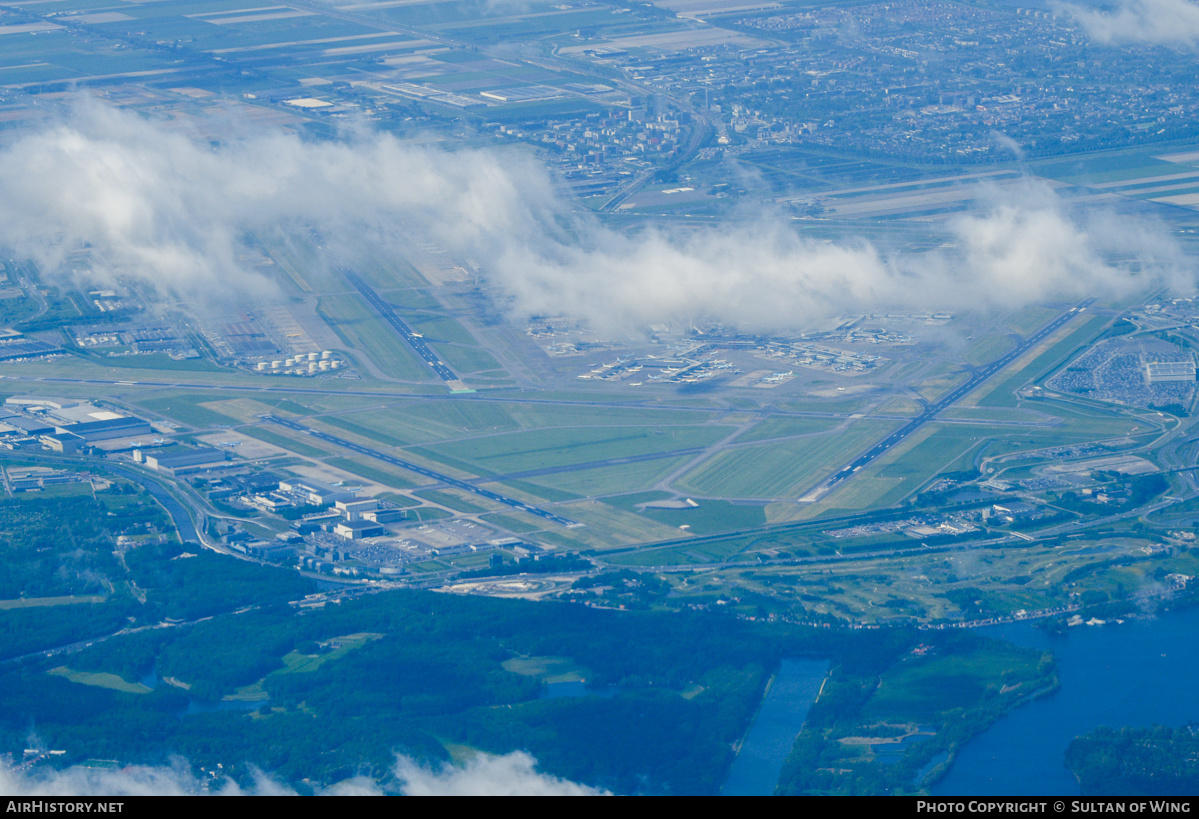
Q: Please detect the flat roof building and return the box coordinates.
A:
[278,479,356,506]
[58,416,151,442]
[1,417,55,435]
[41,432,83,453]
[1145,361,1196,384]
[140,447,228,476]
[336,498,378,521]
[334,520,386,540]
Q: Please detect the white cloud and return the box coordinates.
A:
[493,178,1187,334]
[393,752,609,796]
[0,753,604,796]
[1054,0,1199,45]
[0,99,1188,335]
[0,98,556,308]
[0,758,235,796]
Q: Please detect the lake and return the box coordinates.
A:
[934,605,1199,795]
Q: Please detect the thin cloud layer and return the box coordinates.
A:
[0,758,234,796]
[0,753,604,796]
[0,99,558,307]
[1054,0,1199,45]
[496,180,1188,334]
[0,100,1187,334]
[393,751,609,795]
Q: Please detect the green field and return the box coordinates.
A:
[734,416,843,444]
[240,427,335,458]
[526,455,693,498]
[971,314,1110,408]
[0,595,105,610]
[442,345,506,375]
[676,421,898,499]
[602,536,754,567]
[423,424,731,475]
[964,333,1016,366]
[316,294,433,381]
[323,456,420,490]
[603,496,767,535]
[863,643,1047,721]
[825,423,991,509]
[413,488,492,514]
[315,415,411,448]
[49,667,152,695]
[329,402,521,444]
[501,655,588,683]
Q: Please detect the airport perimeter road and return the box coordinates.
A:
[342,269,459,382]
[810,299,1097,500]
[261,414,582,527]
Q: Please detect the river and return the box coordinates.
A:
[934,605,1199,795]
[721,658,829,796]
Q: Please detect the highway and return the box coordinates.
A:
[342,268,459,382]
[813,299,1096,499]
[261,414,582,527]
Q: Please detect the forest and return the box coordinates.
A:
[1066,725,1199,796]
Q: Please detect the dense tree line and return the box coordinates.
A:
[1066,725,1199,796]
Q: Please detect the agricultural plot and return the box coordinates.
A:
[1030,150,1181,186]
[437,11,631,45]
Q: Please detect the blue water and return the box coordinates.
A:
[539,680,619,699]
[181,698,263,717]
[934,606,1199,795]
[873,729,934,765]
[721,658,829,796]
